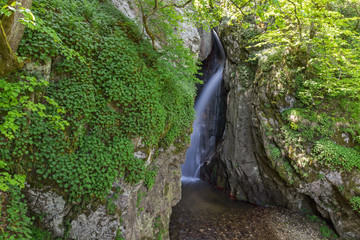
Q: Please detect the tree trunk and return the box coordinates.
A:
[0,0,33,76]
[2,0,33,52]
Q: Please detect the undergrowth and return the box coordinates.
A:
[0,0,199,237]
[0,0,198,200]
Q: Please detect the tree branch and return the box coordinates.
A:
[142,0,193,49]
[228,0,251,16]
[0,0,33,76]
[286,0,302,42]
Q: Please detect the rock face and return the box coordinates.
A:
[21,2,213,239]
[202,23,360,239]
[23,54,190,239]
[26,145,186,240]
[111,0,212,61]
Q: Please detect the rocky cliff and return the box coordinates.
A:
[203,23,360,239]
[1,1,212,239]
[112,0,212,61]
[26,142,186,240]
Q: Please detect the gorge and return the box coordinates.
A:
[1,0,360,240]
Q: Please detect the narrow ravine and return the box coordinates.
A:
[170,31,332,240]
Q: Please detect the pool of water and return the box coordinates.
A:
[170,180,278,240]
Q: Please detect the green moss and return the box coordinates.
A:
[283,161,294,185]
[154,216,165,240]
[282,108,336,142]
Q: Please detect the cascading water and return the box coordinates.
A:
[181,30,226,181]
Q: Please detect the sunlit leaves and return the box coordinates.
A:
[1,0,200,202]
[0,75,68,139]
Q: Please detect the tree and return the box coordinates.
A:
[135,0,195,49]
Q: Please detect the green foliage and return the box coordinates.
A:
[115,229,125,240]
[0,186,33,240]
[106,197,117,215]
[0,73,68,138]
[307,215,321,223]
[30,226,54,240]
[282,108,336,142]
[137,191,146,209]
[313,139,360,172]
[283,161,294,185]
[269,145,281,160]
[0,160,32,240]
[154,216,165,240]
[307,215,338,238]
[320,223,338,239]
[350,196,360,213]
[208,0,360,132]
[252,0,360,103]
[144,169,157,190]
[1,0,198,209]
[0,161,25,192]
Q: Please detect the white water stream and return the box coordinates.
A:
[181,31,226,182]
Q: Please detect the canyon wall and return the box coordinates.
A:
[203,23,360,239]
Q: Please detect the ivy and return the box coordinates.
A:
[0,74,68,139]
[312,139,360,172]
[1,0,199,204]
[0,161,32,240]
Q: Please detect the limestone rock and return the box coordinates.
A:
[202,23,360,239]
[26,144,187,239]
[111,0,212,60]
[26,188,69,236]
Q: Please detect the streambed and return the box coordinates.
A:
[170,180,328,240]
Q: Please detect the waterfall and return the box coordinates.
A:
[181,30,226,182]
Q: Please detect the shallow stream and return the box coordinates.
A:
[169,180,278,240]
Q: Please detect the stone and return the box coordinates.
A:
[26,144,187,240]
[202,21,360,239]
[112,0,212,60]
[26,187,69,236]
[23,60,52,81]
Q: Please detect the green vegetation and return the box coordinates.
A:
[283,161,294,185]
[320,224,338,239]
[282,109,336,142]
[1,0,198,201]
[30,226,55,240]
[1,0,360,238]
[350,196,360,213]
[1,0,199,238]
[0,161,32,239]
[154,216,165,240]
[307,215,339,239]
[313,139,360,172]
[269,145,281,160]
